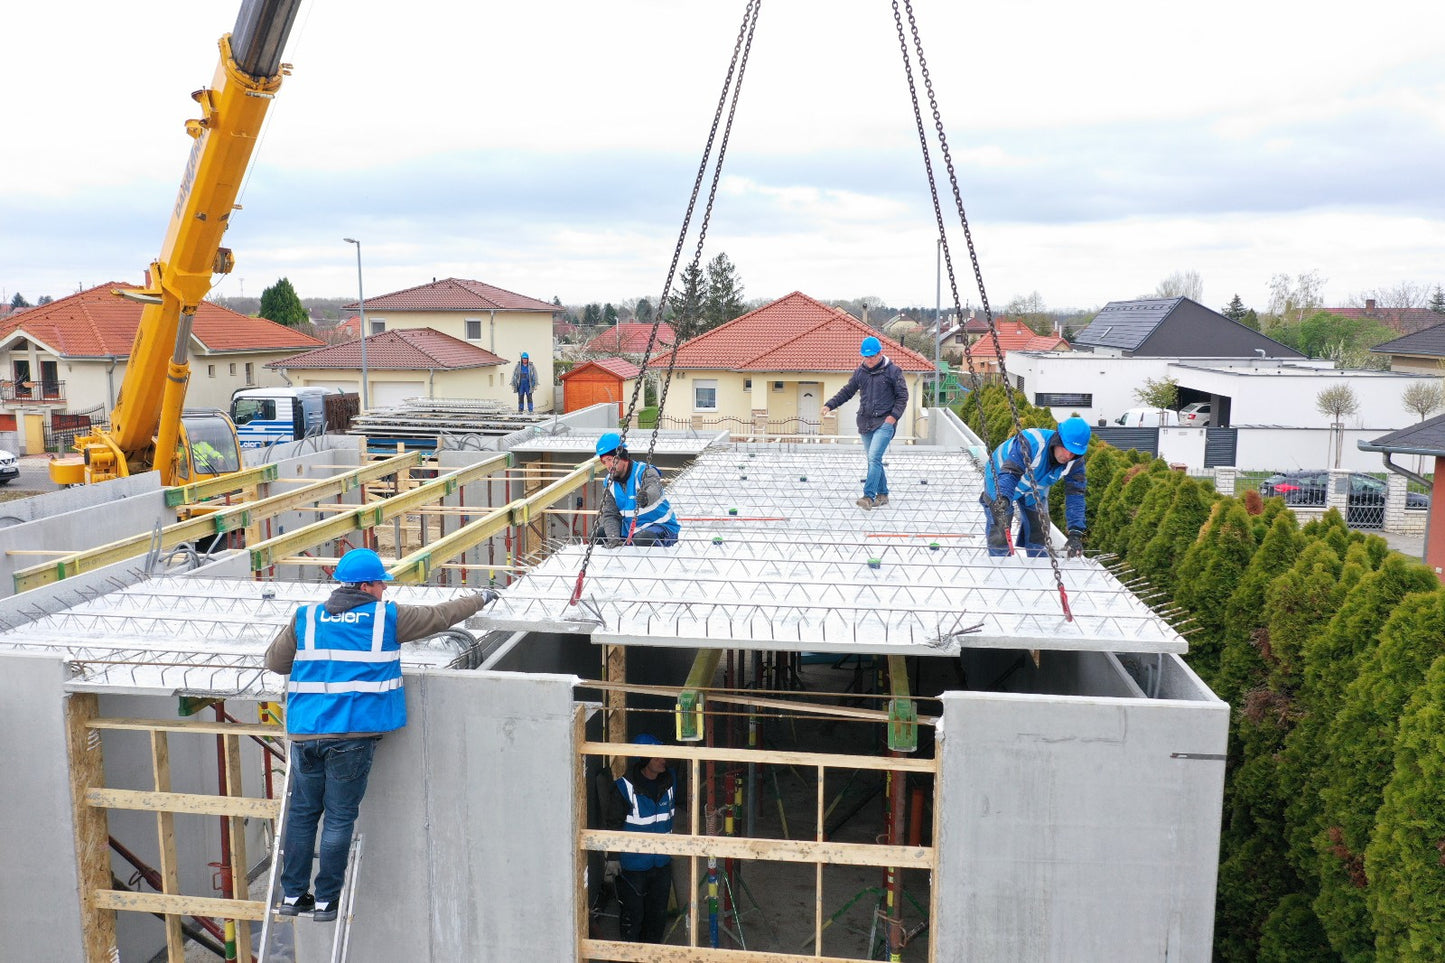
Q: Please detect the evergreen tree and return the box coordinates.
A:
[635,297,654,323]
[582,303,602,326]
[1429,285,1445,315]
[702,252,745,330]
[36,295,53,306]
[603,303,619,326]
[1179,501,1259,686]
[1364,652,1445,959]
[1223,294,1248,321]
[1216,513,1302,706]
[1123,469,1184,562]
[1240,309,1261,331]
[1083,444,1130,532]
[257,277,308,327]
[1135,476,1216,594]
[668,263,707,337]
[1257,892,1337,963]
[10,292,29,309]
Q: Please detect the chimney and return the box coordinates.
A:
[1366,298,1376,312]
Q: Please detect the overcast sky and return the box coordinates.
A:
[3,0,1443,315]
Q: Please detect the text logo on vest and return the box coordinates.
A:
[318,611,369,624]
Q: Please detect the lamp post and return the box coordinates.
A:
[935,236,943,404]
[343,238,369,411]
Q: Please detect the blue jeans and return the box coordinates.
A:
[281,737,378,903]
[859,422,896,499]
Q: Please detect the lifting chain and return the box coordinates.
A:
[891,0,1073,620]
[571,0,762,605]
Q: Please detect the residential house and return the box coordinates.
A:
[1370,321,1445,374]
[1073,297,1302,359]
[0,283,322,433]
[1326,299,1444,336]
[652,291,933,438]
[559,357,641,417]
[957,317,1070,374]
[582,322,677,358]
[1360,413,1445,578]
[266,329,508,408]
[345,278,558,410]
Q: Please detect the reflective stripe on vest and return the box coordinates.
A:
[606,461,678,536]
[986,428,1081,504]
[286,600,406,736]
[616,772,675,871]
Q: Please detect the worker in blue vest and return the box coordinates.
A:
[511,351,537,413]
[264,548,499,921]
[981,417,1091,558]
[593,432,680,547]
[603,734,682,943]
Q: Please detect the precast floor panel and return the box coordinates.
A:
[471,443,1188,656]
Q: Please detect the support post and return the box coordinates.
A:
[67,693,118,962]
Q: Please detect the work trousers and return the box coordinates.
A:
[281,736,378,903]
[517,390,533,412]
[859,421,896,499]
[982,497,1052,558]
[618,863,672,943]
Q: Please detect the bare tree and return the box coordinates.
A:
[1401,380,1445,422]
[1268,270,1328,323]
[1004,291,1051,335]
[1153,270,1203,301]
[1355,282,1430,311]
[1316,383,1360,467]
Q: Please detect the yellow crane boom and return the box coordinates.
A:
[52,0,302,487]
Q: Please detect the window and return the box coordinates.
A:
[370,318,386,335]
[744,379,752,391]
[232,398,276,425]
[694,379,718,411]
[207,364,216,378]
[772,381,784,392]
[1035,392,1093,407]
[465,319,482,340]
[244,362,254,384]
[229,363,237,376]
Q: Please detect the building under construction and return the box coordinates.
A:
[0,404,1226,962]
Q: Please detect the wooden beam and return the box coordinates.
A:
[88,717,281,738]
[577,740,937,774]
[150,731,185,961]
[223,734,254,963]
[92,889,268,922]
[86,788,281,819]
[578,938,872,962]
[67,694,118,963]
[164,463,280,507]
[579,829,933,870]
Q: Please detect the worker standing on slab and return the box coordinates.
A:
[820,335,908,510]
[593,432,680,547]
[981,417,1091,558]
[512,351,537,413]
[602,734,683,943]
[264,548,499,921]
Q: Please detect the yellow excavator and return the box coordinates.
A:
[51,0,303,487]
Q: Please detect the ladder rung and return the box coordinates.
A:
[87,787,282,819]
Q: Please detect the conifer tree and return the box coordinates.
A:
[1135,476,1216,593]
[1180,501,1258,686]
[258,277,308,327]
[702,252,745,331]
[1123,470,1184,562]
[1215,513,1302,705]
[1257,892,1337,963]
[1091,461,1166,556]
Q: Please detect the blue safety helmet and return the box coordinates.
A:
[634,733,660,746]
[1056,416,1091,455]
[521,352,529,359]
[596,432,624,458]
[333,547,394,584]
[860,336,882,357]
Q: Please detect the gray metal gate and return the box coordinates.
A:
[1092,427,1159,456]
[1203,428,1237,468]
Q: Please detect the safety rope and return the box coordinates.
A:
[891,0,1073,620]
[571,0,762,605]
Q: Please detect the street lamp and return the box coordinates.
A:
[343,238,369,411]
[935,236,943,404]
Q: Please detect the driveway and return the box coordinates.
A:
[0,454,63,498]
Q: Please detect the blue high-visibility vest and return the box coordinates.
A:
[606,461,680,541]
[616,771,676,871]
[286,601,405,736]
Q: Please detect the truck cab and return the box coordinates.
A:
[230,387,331,450]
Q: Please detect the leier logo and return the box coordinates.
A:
[318,611,370,624]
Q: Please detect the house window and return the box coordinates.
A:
[465,319,482,340]
[208,364,216,378]
[694,379,718,411]
[229,363,237,376]
[744,379,752,391]
[244,363,255,385]
[370,318,386,335]
[772,381,784,392]
[1035,392,1093,407]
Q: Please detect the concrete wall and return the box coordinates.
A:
[297,670,580,962]
[933,683,1228,962]
[0,470,159,529]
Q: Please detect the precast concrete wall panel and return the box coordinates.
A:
[935,690,1227,961]
[297,671,579,962]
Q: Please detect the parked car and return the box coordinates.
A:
[0,448,18,486]
[1259,471,1429,523]
[1114,407,1181,428]
[1179,402,1211,426]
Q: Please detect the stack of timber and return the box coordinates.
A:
[349,398,553,451]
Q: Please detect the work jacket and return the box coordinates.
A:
[603,460,679,543]
[511,361,536,393]
[286,599,405,736]
[983,427,1087,532]
[614,765,677,871]
[824,356,909,434]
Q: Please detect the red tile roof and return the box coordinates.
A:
[583,323,677,354]
[656,292,934,372]
[962,318,1059,361]
[561,357,641,380]
[266,327,506,370]
[348,278,557,313]
[1324,306,1443,335]
[0,283,323,357]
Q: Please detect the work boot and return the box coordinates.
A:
[856,496,875,510]
[873,494,889,507]
[313,899,338,923]
[278,893,314,917]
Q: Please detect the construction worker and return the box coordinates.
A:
[264,548,499,921]
[512,351,537,413]
[593,432,680,547]
[981,417,1091,559]
[602,734,682,943]
[820,335,908,510]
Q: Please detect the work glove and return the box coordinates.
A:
[988,494,1012,525]
[1065,529,1085,558]
[604,859,621,884]
[478,588,500,606]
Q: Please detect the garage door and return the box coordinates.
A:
[566,381,620,415]
[372,381,425,408]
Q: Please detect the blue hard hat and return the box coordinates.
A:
[860,336,882,357]
[1056,416,1091,455]
[521,352,529,359]
[333,548,394,584]
[634,733,661,746]
[596,432,624,457]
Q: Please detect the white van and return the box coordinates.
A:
[1114,407,1181,428]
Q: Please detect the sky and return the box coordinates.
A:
[3,0,1444,315]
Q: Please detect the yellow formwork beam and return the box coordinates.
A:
[248,453,510,573]
[163,463,280,508]
[11,452,420,594]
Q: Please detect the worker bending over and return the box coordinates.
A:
[265,548,499,921]
[601,734,685,943]
[981,417,1091,558]
[593,432,680,547]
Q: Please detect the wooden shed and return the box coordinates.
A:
[559,357,641,416]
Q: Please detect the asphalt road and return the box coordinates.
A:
[2,455,63,495]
